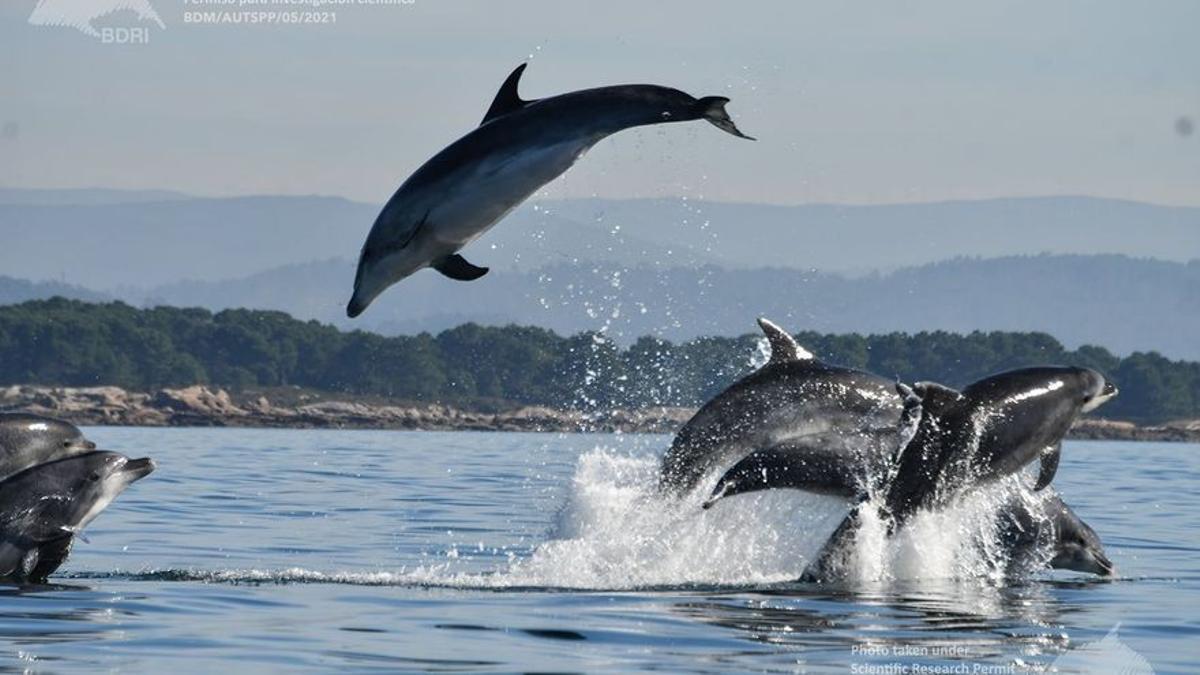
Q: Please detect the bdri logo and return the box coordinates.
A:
[1051,624,1155,674]
[28,0,165,43]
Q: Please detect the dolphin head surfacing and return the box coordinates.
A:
[1050,514,1114,576]
[0,451,155,582]
[999,491,1114,577]
[0,413,96,482]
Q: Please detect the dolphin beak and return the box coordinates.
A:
[1095,552,1115,576]
[122,457,156,481]
[1082,381,1119,413]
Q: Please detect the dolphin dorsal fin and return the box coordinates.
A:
[481,63,531,125]
[757,317,813,363]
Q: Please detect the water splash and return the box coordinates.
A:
[67,449,1073,592]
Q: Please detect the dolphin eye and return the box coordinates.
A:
[88,472,101,482]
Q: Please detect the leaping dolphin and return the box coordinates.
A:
[0,451,155,582]
[882,366,1116,523]
[658,318,906,495]
[347,64,754,317]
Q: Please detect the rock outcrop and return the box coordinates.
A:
[0,384,1194,440]
[0,385,693,433]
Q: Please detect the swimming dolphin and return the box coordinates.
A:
[883,366,1116,523]
[347,64,754,317]
[0,413,96,482]
[659,318,904,494]
[0,451,155,583]
[1000,491,1114,577]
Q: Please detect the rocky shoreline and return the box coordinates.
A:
[2,384,1197,441]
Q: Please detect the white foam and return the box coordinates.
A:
[495,448,853,588]
[841,477,1042,585]
[109,449,1060,591]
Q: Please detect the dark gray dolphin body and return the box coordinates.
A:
[702,384,924,507]
[703,363,1117,580]
[0,451,155,583]
[711,365,1116,526]
[883,367,1116,524]
[348,64,754,317]
[659,318,904,494]
[0,413,96,482]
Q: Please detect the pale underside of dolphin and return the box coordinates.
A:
[347,64,754,317]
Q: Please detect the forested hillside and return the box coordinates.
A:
[1,298,1195,423]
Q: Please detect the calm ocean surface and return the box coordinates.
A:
[0,429,1195,673]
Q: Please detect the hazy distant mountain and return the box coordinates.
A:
[0,187,192,206]
[1,190,1196,289]
[0,276,108,305]
[124,254,1200,360]
[0,194,717,289]
[529,196,1200,273]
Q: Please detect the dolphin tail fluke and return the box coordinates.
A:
[433,254,490,281]
[694,96,755,140]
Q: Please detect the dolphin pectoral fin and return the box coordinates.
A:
[481,63,532,125]
[0,542,26,579]
[694,96,756,140]
[1034,443,1061,491]
[433,254,489,281]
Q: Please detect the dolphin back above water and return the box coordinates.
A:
[347,64,754,317]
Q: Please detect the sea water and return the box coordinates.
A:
[0,429,1195,672]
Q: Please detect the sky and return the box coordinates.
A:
[2,0,1198,206]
